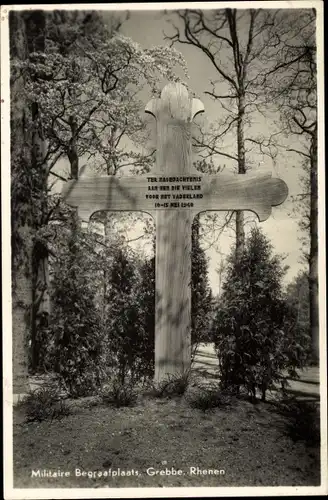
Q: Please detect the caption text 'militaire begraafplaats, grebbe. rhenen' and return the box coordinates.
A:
[30,466,226,479]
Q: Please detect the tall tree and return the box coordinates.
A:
[166,8,282,260]
[27,12,50,372]
[10,10,47,391]
[10,11,105,374]
[261,9,318,362]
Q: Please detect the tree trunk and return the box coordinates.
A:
[191,214,200,361]
[10,11,33,395]
[12,228,33,395]
[235,90,246,261]
[68,117,79,180]
[67,112,81,256]
[28,12,49,372]
[235,211,245,261]
[67,60,80,180]
[31,242,50,372]
[309,133,319,363]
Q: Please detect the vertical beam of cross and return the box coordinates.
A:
[146,84,204,382]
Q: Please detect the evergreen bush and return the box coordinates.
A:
[211,228,309,401]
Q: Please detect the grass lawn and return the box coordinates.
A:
[13,391,320,488]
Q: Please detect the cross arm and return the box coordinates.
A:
[195,171,288,221]
[61,175,155,221]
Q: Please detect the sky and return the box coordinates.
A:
[51,6,316,293]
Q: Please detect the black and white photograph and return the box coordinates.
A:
[1,2,326,497]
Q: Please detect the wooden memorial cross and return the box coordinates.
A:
[62,83,288,383]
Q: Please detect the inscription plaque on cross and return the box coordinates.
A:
[62,82,288,383]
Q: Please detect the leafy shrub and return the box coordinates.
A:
[187,384,234,412]
[58,367,102,399]
[211,228,309,402]
[151,371,190,398]
[101,380,138,408]
[21,386,70,422]
[274,396,320,445]
[49,224,105,397]
[103,248,155,386]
